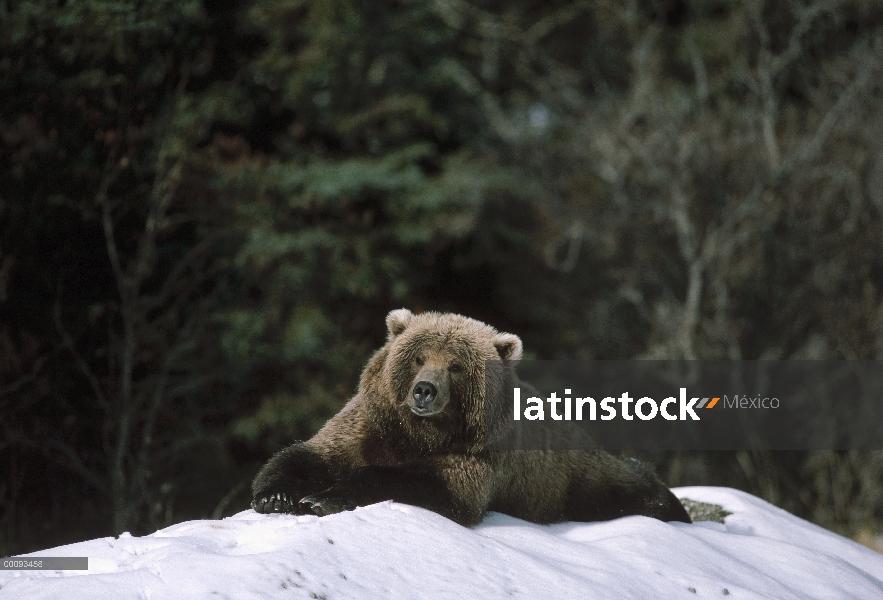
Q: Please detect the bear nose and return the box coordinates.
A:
[412,381,437,408]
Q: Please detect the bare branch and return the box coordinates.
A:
[779,59,879,175]
[211,478,250,520]
[0,352,53,401]
[95,151,126,303]
[143,233,221,313]
[545,222,585,272]
[669,187,702,360]
[44,438,109,495]
[769,3,832,77]
[132,338,196,493]
[53,287,110,412]
[757,58,781,171]
[687,40,708,105]
[153,433,224,463]
[3,429,107,495]
[438,58,520,140]
[525,0,594,45]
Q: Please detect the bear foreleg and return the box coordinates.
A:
[300,457,492,527]
[251,443,335,514]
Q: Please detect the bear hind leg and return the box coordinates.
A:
[564,456,691,523]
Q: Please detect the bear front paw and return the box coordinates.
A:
[299,490,357,517]
[251,492,299,514]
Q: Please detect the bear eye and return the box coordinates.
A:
[415,356,424,366]
[449,363,463,374]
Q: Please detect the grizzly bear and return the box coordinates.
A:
[251,309,690,526]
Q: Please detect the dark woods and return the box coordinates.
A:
[2,0,883,555]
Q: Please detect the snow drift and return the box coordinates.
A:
[2,487,882,600]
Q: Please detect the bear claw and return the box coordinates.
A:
[252,492,298,514]
[299,493,355,517]
[298,496,322,515]
[300,495,339,517]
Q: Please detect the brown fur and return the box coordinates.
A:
[252,309,690,526]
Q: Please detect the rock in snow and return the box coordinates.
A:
[2,487,882,599]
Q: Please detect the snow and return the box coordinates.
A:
[2,487,882,600]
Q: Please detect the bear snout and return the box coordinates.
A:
[412,381,437,408]
[408,369,450,416]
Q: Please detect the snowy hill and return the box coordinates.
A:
[2,487,882,600]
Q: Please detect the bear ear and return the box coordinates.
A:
[386,308,414,338]
[493,332,523,361]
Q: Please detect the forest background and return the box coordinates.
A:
[2,0,883,556]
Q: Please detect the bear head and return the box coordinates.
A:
[360,309,522,455]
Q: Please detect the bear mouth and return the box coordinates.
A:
[410,405,442,417]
